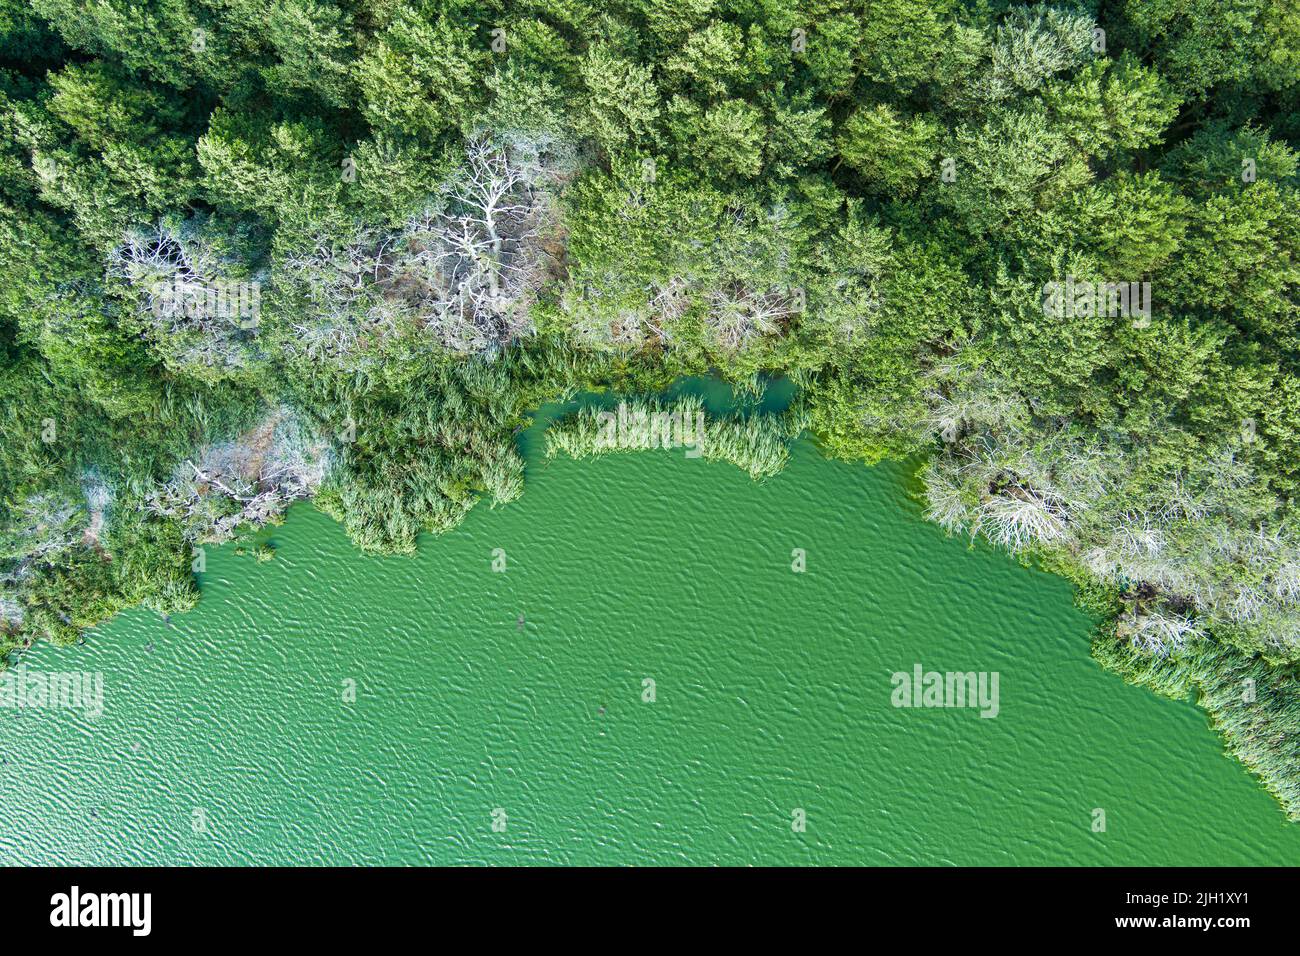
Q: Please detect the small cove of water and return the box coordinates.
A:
[2,400,1297,864]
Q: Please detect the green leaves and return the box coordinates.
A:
[982,5,1095,99]
[1165,182,1300,338]
[30,0,261,91]
[263,0,356,108]
[1043,55,1180,157]
[856,0,963,95]
[197,109,344,231]
[799,14,861,99]
[663,20,747,98]
[20,61,199,248]
[1066,172,1190,276]
[354,10,487,141]
[941,104,1091,235]
[837,105,940,196]
[1163,122,1300,196]
[1111,0,1264,97]
[668,97,766,178]
[578,45,660,154]
[46,62,182,150]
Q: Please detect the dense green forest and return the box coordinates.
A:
[2,0,1299,817]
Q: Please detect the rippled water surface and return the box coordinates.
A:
[3,412,1299,864]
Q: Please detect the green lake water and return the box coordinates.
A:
[3,400,1300,865]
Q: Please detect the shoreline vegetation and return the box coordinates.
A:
[544,394,807,479]
[2,2,1300,820]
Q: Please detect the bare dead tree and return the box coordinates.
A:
[282,227,399,362]
[108,222,261,371]
[704,285,798,352]
[146,411,330,543]
[282,137,553,363]
[398,137,546,353]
